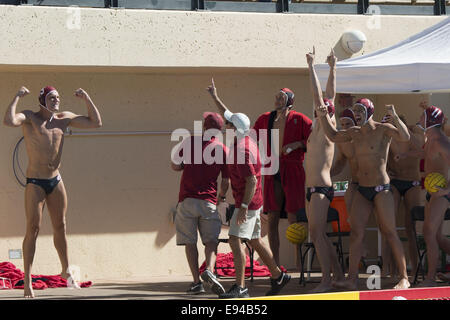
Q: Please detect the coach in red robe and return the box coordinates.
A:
[253,88,312,266]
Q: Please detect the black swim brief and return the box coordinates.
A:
[306,186,334,203]
[26,175,62,195]
[391,179,421,197]
[358,184,392,202]
[425,192,450,203]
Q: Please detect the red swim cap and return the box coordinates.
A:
[280,88,295,108]
[39,86,57,107]
[339,108,356,125]
[314,98,335,118]
[354,98,374,123]
[203,112,224,130]
[323,98,335,117]
[423,105,444,130]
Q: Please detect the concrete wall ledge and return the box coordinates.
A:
[0,5,445,69]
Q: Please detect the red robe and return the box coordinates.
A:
[0,261,92,290]
[253,110,312,213]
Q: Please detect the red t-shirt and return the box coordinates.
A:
[177,136,229,205]
[227,136,263,210]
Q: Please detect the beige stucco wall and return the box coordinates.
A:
[0,5,446,68]
[0,5,448,280]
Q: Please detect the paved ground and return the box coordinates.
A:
[1,271,447,300]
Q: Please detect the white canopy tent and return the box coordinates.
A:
[316,16,450,94]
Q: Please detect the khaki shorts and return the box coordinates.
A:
[175,198,221,245]
[229,207,262,240]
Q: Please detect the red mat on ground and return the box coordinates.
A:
[199,252,286,277]
[0,262,92,290]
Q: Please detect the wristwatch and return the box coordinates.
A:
[219,195,226,201]
[241,203,249,209]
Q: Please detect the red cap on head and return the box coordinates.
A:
[340,108,356,125]
[203,112,224,130]
[39,86,57,107]
[424,105,444,130]
[280,88,295,108]
[314,98,335,118]
[354,98,374,123]
[323,98,335,117]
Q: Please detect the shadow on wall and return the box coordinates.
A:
[0,134,179,249]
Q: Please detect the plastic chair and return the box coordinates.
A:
[296,207,349,286]
[411,206,450,284]
[215,204,255,282]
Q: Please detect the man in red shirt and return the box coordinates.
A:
[171,112,230,295]
[206,79,291,298]
[253,88,312,266]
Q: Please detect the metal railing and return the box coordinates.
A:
[0,0,447,15]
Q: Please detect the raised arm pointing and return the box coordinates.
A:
[206,78,231,118]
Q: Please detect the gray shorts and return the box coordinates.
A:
[175,198,221,245]
[228,207,262,240]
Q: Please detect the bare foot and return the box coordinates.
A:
[24,283,35,299]
[61,272,81,289]
[437,272,450,283]
[332,279,358,291]
[393,278,410,290]
[416,278,438,288]
[309,282,333,294]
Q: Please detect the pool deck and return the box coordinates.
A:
[1,272,448,300]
